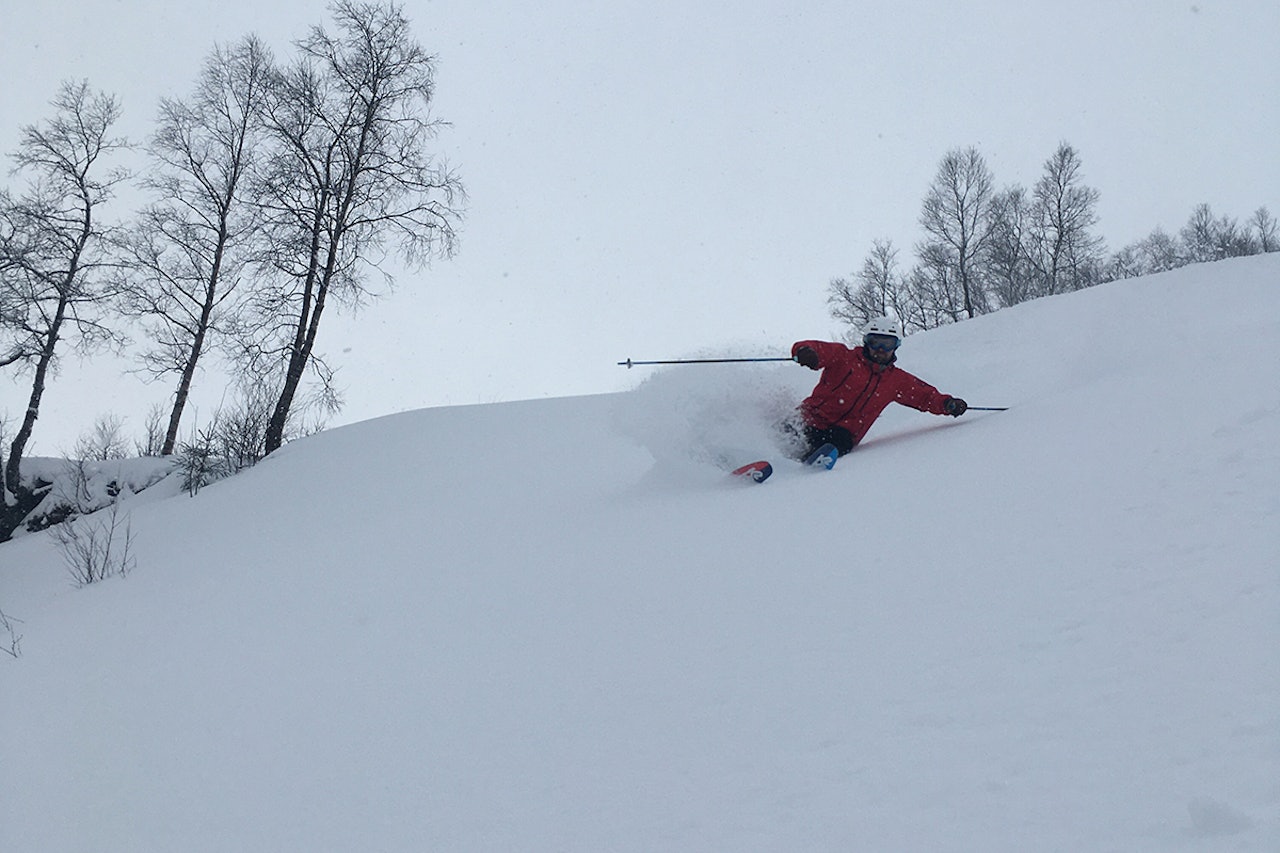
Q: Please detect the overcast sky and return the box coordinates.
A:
[3,0,1278,453]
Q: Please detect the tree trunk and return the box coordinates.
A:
[162,233,226,455]
[163,324,207,456]
[4,300,65,500]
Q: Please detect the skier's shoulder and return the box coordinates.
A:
[884,359,917,381]
[797,338,857,364]
[875,356,924,385]
[888,361,941,393]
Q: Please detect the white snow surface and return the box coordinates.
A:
[2,256,1278,852]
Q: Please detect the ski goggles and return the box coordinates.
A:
[864,334,900,352]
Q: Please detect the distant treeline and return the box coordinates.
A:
[830,142,1277,335]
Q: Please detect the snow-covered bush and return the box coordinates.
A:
[51,499,135,586]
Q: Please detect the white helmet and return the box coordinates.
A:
[862,315,903,341]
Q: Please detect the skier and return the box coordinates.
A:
[788,316,968,462]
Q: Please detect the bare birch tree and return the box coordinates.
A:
[0,81,129,538]
[1249,206,1277,253]
[828,240,907,336]
[984,186,1035,307]
[1181,204,1255,262]
[1028,143,1105,295]
[919,147,994,319]
[119,36,275,455]
[242,0,464,455]
[1249,206,1280,252]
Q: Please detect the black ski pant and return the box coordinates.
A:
[781,419,856,459]
[802,424,856,458]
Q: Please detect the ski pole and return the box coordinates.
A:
[617,356,795,369]
[967,406,1009,411]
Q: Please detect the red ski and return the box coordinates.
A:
[730,460,773,484]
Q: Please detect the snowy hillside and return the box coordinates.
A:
[2,256,1278,852]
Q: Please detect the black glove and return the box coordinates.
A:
[943,397,968,417]
[794,346,820,370]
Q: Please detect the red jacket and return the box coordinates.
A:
[791,339,953,445]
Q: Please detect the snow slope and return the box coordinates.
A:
[2,256,1278,852]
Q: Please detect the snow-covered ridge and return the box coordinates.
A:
[2,256,1278,851]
